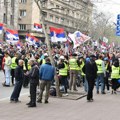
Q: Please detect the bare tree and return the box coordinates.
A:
[34,0,61,97]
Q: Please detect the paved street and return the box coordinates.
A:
[0,71,28,99]
[0,78,120,120]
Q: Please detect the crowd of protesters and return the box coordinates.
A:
[0,42,120,107]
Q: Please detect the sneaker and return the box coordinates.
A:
[44,100,49,104]
[63,93,69,97]
[2,83,10,87]
[28,104,36,107]
[37,99,42,103]
[26,102,31,105]
[101,92,106,94]
[97,91,99,94]
[10,99,15,103]
[73,89,78,91]
[65,93,69,96]
[14,100,21,103]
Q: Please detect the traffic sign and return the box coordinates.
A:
[117,14,120,20]
[116,14,120,36]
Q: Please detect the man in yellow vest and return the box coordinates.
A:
[58,55,68,95]
[69,53,80,91]
[95,55,106,94]
[39,53,48,65]
[23,53,31,87]
[10,53,18,85]
[111,58,120,94]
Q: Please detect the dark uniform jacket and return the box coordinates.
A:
[28,64,39,84]
[15,65,24,81]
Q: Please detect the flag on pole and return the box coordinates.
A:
[0,23,3,34]
[16,41,23,48]
[26,34,39,45]
[50,27,67,42]
[6,29,19,44]
[68,31,90,49]
[34,23,42,32]
[103,37,108,43]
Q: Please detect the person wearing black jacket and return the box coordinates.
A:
[104,58,111,91]
[10,60,24,102]
[26,59,39,107]
[83,55,98,102]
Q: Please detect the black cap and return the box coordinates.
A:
[90,55,96,58]
[72,53,77,56]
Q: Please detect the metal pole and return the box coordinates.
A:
[35,0,61,97]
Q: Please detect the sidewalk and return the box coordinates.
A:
[0,91,120,120]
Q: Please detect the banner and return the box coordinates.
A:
[68,31,91,49]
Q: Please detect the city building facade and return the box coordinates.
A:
[18,0,93,40]
[0,0,18,29]
[0,0,19,40]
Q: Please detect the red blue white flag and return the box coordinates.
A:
[50,27,67,42]
[26,33,39,45]
[6,29,19,43]
[16,41,23,48]
[34,23,42,32]
[0,23,3,34]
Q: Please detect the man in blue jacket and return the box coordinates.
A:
[37,57,55,103]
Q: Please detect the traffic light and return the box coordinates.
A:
[116,14,120,36]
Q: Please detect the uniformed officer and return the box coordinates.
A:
[10,53,18,85]
[58,55,68,95]
[111,58,120,94]
[69,53,80,91]
[95,55,106,94]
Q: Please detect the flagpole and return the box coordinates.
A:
[35,0,61,97]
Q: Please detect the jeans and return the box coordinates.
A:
[10,80,23,101]
[5,69,11,85]
[96,73,105,93]
[83,76,88,92]
[59,76,68,93]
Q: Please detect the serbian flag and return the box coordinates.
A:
[0,23,3,34]
[34,23,42,32]
[50,27,67,42]
[16,41,23,48]
[26,34,39,45]
[6,29,19,44]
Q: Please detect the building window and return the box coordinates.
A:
[66,9,69,14]
[20,10,26,17]
[11,0,14,7]
[67,20,69,26]
[4,0,6,6]
[10,15,14,25]
[56,5,60,12]
[20,0,27,4]
[50,15,53,21]
[55,17,59,23]
[60,18,64,23]
[3,13,6,24]
[19,24,26,30]
[50,2,54,7]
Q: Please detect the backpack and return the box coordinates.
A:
[49,87,56,96]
